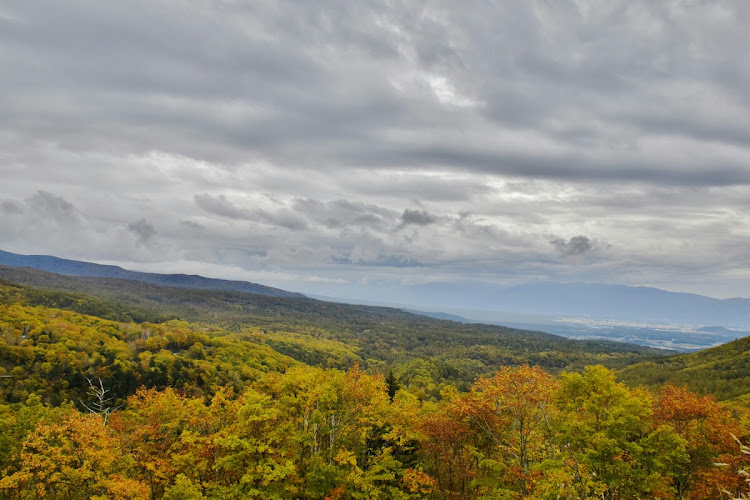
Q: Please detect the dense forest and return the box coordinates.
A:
[0,267,666,389]
[1,272,749,499]
[618,336,750,403]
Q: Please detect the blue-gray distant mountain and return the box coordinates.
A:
[403,282,750,328]
[0,249,304,298]
[494,282,750,326]
[4,249,750,328]
[338,281,750,328]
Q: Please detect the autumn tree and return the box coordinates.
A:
[544,366,657,499]
[1,410,147,499]
[465,364,558,497]
[653,384,748,499]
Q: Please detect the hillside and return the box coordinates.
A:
[0,282,746,499]
[0,266,666,392]
[618,335,750,402]
[0,249,304,298]
[0,272,748,499]
[7,250,750,329]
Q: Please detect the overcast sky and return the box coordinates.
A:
[2,0,750,300]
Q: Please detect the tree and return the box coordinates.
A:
[549,366,656,500]
[0,411,147,499]
[81,377,122,425]
[386,370,401,402]
[654,384,746,499]
[467,364,558,497]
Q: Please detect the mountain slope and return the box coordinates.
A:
[618,335,750,402]
[0,249,304,298]
[6,249,750,327]
[0,265,667,388]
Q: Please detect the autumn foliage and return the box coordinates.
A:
[1,284,749,499]
[0,364,746,499]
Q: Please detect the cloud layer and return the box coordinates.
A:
[2,1,750,299]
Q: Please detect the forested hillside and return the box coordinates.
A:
[0,276,749,498]
[618,336,750,403]
[0,267,664,391]
[0,251,304,298]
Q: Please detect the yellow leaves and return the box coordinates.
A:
[161,474,204,500]
[401,468,436,495]
[1,412,137,499]
[99,474,150,500]
[0,469,33,491]
[335,448,358,467]
[143,335,169,352]
[384,389,424,445]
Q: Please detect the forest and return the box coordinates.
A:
[0,275,749,499]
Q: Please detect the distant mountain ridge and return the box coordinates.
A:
[492,282,750,327]
[5,249,750,328]
[396,281,750,328]
[0,249,304,299]
[0,264,666,374]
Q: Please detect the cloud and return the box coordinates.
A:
[254,208,308,231]
[180,219,204,230]
[2,1,749,187]
[292,198,395,230]
[1,200,22,215]
[401,209,438,226]
[194,193,307,230]
[551,236,593,258]
[2,2,750,299]
[25,191,79,224]
[194,193,249,219]
[127,218,157,244]
[332,252,422,268]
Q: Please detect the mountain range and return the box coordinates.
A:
[3,248,750,403]
[3,248,750,329]
[0,249,303,299]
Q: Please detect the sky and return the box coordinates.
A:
[2,0,750,300]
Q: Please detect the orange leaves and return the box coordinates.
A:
[401,467,436,495]
[470,364,558,448]
[473,364,558,404]
[2,411,148,499]
[414,365,560,498]
[653,384,747,499]
[655,385,722,427]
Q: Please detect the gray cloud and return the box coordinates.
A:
[343,173,494,202]
[25,191,79,224]
[180,219,204,230]
[332,252,422,268]
[128,218,157,244]
[1,200,23,215]
[551,236,593,258]
[2,1,750,299]
[293,198,395,230]
[195,194,249,219]
[195,193,307,230]
[3,1,750,186]
[401,209,438,226]
[254,208,308,231]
